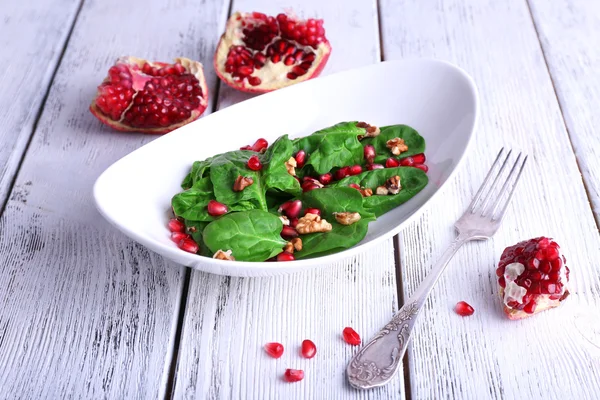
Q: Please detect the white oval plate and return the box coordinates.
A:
[94,59,478,277]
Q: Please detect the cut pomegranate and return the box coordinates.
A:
[240,138,269,152]
[295,150,307,168]
[454,301,475,316]
[301,339,317,359]
[497,237,570,320]
[413,164,428,173]
[179,238,199,254]
[207,200,228,216]
[264,342,284,358]
[90,57,208,133]
[304,208,320,216]
[334,167,350,181]
[363,145,376,164]
[279,200,302,218]
[281,225,299,238]
[367,163,384,170]
[385,158,400,168]
[319,173,332,185]
[342,327,361,345]
[171,231,189,243]
[277,251,295,261]
[349,165,363,176]
[247,155,263,171]
[284,369,304,383]
[214,11,331,93]
[168,218,185,233]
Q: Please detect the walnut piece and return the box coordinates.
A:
[356,121,381,138]
[284,238,303,253]
[285,157,297,176]
[386,138,409,156]
[296,213,332,234]
[213,249,235,261]
[279,215,290,226]
[333,212,361,226]
[376,185,389,195]
[233,175,254,192]
[359,187,373,197]
[386,175,401,195]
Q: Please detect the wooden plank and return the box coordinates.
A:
[379,0,600,398]
[173,1,407,398]
[0,0,229,397]
[0,0,81,207]
[528,0,600,224]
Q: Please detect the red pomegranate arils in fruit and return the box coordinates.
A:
[414,164,428,173]
[179,238,199,254]
[301,339,317,359]
[247,155,262,170]
[281,226,299,238]
[279,200,302,218]
[215,11,332,93]
[319,173,332,185]
[295,150,307,168]
[207,200,228,216]
[264,342,284,358]
[284,368,304,383]
[90,57,208,133]
[385,158,400,168]
[342,327,361,345]
[363,145,376,164]
[277,251,295,261]
[171,231,189,243]
[168,218,185,233]
[454,301,475,316]
[304,208,321,216]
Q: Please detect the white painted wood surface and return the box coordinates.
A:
[528,0,600,224]
[0,0,81,206]
[173,1,407,399]
[0,0,228,397]
[380,0,600,399]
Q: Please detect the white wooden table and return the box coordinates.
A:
[1,0,600,398]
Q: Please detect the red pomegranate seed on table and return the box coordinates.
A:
[342,327,361,345]
[178,238,199,254]
[413,164,429,172]
[304,208,321,216]
[349,165,363,176]
[277,251,295,261]
[281,225,299,238]
[385,158,400,168]
[363,145,376,164]
[168,218,185,232]
[301,339,317,359]
[279,200,302,218]
[171,231,189,243]
[295,150,306,168]
[284,368,304,383]
[454,301,475,316]
[264,342,284,358]
[207,200,228,216]
[319,173,332,185]
[367,163,384,170]
[247,155,262,170]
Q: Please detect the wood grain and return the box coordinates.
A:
[0,0,81,208]
[0,0,229,397]
[379,0,600,398]
[173,1,407,398]
[528,0,600,225]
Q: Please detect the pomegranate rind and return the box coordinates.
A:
[500,287,565,320]
[90,56,209,134]
[214,11,332,93]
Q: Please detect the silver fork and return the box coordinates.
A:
[347,148,527,390]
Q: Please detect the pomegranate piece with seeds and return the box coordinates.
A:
[90,56,208,133]
[342,327,361,345]
[454,301,475,316]
[497,237,570,320]
[301,339,317,359]
[214,11,332,93]
[264,342,284,358]
[284,368,304,383]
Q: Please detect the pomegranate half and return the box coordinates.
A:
[214,11,332,93]
[90,56,208,134]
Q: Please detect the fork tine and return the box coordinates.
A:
[482,152,523,217]
[474,149,513,214]
[468,148,506,212]
[491,155,528,221]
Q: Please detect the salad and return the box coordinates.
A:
[170,121,428,261]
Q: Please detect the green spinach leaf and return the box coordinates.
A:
[295,220,370,259]
[362,125,426,164]
[184,220,212,257]
[181,158,213,189]
[172,177,216,221]
[261,135,302,196]
[301,187,375,220]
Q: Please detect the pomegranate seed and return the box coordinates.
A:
[385,158,400,168]
[454,301,475,316]
[412,153,426,164]
[168,218,185,232]
[304,208,320,216]
[363,145,376,164]
[349,165,363,175]
[264,342,284,358]
[399,156,414,166]
[301,339,317,359]
[171,231,189,243]
[334,167,350,180]
[289,217,299,228]
[281,225,299,238]
[277,251,295,261]
[342,327,361,345]
[319,173,332,185]
[295,150,307,168]
[413,164,429,172]
[178,238,199,254]
[348,183,361,190]
[367,163,384,170]
[252,138,268,152]
[207,200,228,216]
[302,182,321,192]
[247,155,262,171]
[279,200,302,218]
[284,369,304,383]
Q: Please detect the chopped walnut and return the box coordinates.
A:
[376,185,389,195]
[386,138,409,156]
[386,175,401,195]
[233,175,254,192]
[356,121,381,138]
[285,157,297,176]
[186,225,197,233]
[284,237,303,253]
[296,213,332,234]
[279,215,290,226]
[359,187,373,197]
[333,212,361,226]
[213,249,235,261]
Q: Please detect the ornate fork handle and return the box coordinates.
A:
[347,233,471,389]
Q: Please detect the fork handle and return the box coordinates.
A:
[347,233,470,389]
